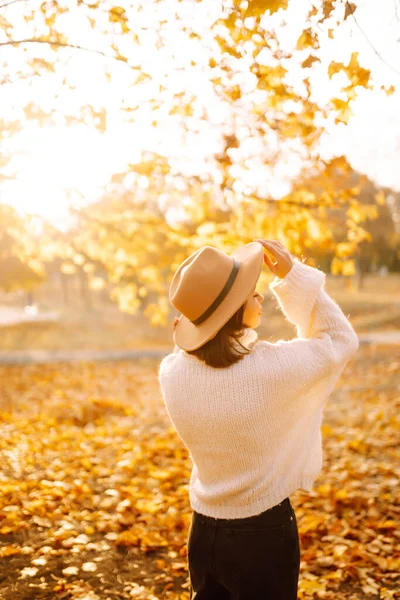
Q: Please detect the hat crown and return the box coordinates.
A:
[169,246,239,323]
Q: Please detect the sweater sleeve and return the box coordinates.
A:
[266,257,359,392]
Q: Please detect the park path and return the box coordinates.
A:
[0,305,60,325]
[0,331,397,364]
[0,303,398,364]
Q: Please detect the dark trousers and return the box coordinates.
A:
[187,497,300,599]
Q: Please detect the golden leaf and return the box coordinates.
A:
[333,544,349,557]
[116,529,140,546]
[328,53,370,88]
[109,6,129,33]
[382,85,395,96]
[296,28,314,50]
[348,52,370,87]
[109,6,125,17]
[328,60,344,79]
[344,2,356,20]
[301,580,327,593]
[322,0,335,19]
[335,489,347,499]
[245,0,289,18]
[301,55,321,69]
[377,520,397,530]
[331,98,353,123]
[316,484,331,496]
[148,468,171,480]
[308,5,318,18]
[80,458,92,470]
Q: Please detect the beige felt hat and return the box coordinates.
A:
[169,241,264,351]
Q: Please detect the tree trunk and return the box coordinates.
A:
[78,267,93,311]
[60,271,69,306]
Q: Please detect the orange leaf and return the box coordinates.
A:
[344,2,356,20]
[302,55,321,69]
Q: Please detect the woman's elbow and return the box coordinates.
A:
[330,330,359,366]
[349,331,360,354]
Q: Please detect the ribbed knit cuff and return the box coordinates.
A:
[269,257,326,337]
[269,257,325,292]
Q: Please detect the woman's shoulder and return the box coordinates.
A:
[158,346,200,376]
[158,350,179,377]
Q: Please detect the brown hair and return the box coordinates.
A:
[185,301,252,368]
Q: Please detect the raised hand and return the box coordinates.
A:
[253,239,295,279]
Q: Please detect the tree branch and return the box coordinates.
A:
[345,0,400,78]
[68,207,159,242]
[0,0,27,9]
[0,38,140,70]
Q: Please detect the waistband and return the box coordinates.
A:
[193,497,291,526]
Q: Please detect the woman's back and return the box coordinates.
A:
[158,257,359,519]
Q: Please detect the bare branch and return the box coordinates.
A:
[0,38,140,70]
[345,0,400,78]
[0,0,27,10]
[394,0,400,22]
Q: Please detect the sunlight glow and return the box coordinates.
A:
[1,125,142,229]
[0,0,400,232]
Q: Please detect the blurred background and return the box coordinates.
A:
[0,3,400,599]
[0,0,399,356]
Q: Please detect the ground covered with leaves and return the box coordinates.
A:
[0,344,399,599]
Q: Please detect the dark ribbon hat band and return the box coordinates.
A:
[190,258,240,326]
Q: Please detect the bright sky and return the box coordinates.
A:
[0,0,399,229]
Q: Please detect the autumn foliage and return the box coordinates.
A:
[1,0,397,325]
[0,343,399,598]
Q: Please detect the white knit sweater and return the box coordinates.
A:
[158,257,359,519]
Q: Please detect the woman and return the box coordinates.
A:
[158,239,359,599]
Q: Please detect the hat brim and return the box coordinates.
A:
[173,241,264,352]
